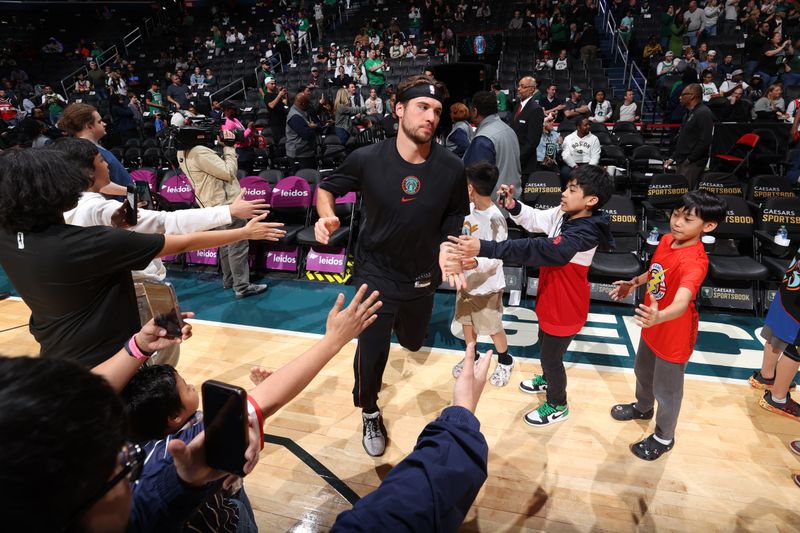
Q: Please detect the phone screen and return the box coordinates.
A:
[202,380,248,475]
[125,184,138,225]
[143,282,184,338]
[135,181,153,209]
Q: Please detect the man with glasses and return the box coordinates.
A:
[510,75,545,178]
[663,83,714,188]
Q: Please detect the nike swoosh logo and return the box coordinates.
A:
[551,411,565,419]
[401,197,417,202]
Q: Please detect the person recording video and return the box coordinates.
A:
[177,125,269,299]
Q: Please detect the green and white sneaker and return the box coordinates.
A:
[519,374,547,394]
[524,402,569,427]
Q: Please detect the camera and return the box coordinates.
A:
[169,117,245,150]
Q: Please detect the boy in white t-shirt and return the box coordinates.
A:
[452,162,513,386]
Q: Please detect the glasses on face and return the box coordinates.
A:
[518,84,534,89]
[67,442,144,524]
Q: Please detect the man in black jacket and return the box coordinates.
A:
[510,76,545,180]
[664,84,714,188]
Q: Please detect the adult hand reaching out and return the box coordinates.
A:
[439,242,466,290]
[229,190,270,219]
[134,312,194,353]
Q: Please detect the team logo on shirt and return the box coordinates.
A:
[462,221,478,235]
[647,263,669,300]
[401,176,421,196]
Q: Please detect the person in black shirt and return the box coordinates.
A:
[314,74,470,457]
[664,83,715,188]
[264,77,288,141]
[0,149,281,367]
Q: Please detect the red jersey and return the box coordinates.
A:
[641,234,707,363]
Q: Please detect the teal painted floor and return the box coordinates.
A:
[1,267,767,381]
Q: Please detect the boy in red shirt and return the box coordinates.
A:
[609,190,726,460]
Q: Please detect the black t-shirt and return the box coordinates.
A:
[265,91,288,139]
[757,43,785,76]
[320,139,469,297]
[0,225,165,366]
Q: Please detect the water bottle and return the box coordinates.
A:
[647,227,659,245]
[776,225,789,245]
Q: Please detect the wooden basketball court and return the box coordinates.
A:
[1,297,798,531]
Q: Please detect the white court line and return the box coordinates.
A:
[1,296,749,385]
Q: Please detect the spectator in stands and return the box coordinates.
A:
[757,32,792,87]
[347,81,365,108]
[554,49,570,71]
[656,53,677,85]
[643,35,663,61]
[700,50,718,72]
[536,115,562,171]
[753,83,789,121]
[110,94,137,143]
[749,73,766,100]
[189,66,205,89]
[619,10,635,44]
[204,67,217,89]
[660,5,677,49]
[475,1,491,19]
[463,91,522,198]
[333,87,367,145]
[0,89,18,127]
[389,37,404,59]
[782,37,800,87]
[614,89,641,122]
[664,83,714,187]
[578,22,600,65]
[286,90,318,170]
[719,69,749,95]
[107,71,127,97]
[365,88,383,117]
[446,102,473,158]
[222,103,256,170]
[717,53,738,79]
[492,83,509,121]
[588,90,612,123]
[682,47,701,74]
[365,49,387,97]
[704,0,722,36]
[40,85,67,125]
[510,76,545,176]
[721,0,740,35]
[551,13,569,51]
[145,81,166,115]
[560,117,600,182]
[166,74,190,111]
[744,22,770,78]
[74,72,91,95]
[60,103,133,189]
[700,70,719,102]
[564,86,590,120]
[725,85,752,122]
[683,1,706,48]
[540,84,566,118]
[508,9,524,30]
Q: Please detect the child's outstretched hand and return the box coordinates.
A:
[634,299,661,328]
[250,366,274,386]
[609,278,637,301]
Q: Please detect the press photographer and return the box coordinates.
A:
[177,122,277,299]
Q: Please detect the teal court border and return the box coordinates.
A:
[0,268,766,381]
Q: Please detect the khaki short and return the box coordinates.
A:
[455,291,504,336]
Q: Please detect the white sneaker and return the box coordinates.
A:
[490,356,515,387]
[361,410,386,457]
[452,353,485,379]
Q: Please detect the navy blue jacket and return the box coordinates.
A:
[97,144,134,188]
[332,406,488,532]
[479,202,614,267]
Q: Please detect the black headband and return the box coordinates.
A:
[397,84,444,104]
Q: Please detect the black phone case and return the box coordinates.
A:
[202,380,249,476]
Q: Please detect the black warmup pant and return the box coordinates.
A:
[539,330,576,407]
[352,278,435,411]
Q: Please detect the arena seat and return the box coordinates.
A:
[746,175,795,205]
[641,173,690,233]
[260,176,313,274]
[698,173,743,198]
[522,171,561,206]
[159,171,196,209]
[589,195,643,303]
[239,175,272,203]
[130,168,158,192]
[754,196,800,282]
[714,133,759,177]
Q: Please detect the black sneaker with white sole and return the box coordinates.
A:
[362,410,387,457]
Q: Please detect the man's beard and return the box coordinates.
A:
[400,118,433,145]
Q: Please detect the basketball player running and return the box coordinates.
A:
[314,74,470,456]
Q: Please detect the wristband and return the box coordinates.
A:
[247,395,265,450]
[125,335,155,361]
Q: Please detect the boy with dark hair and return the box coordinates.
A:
[450,164,614,427]
[609,190,727,460]
[452,162,513,386]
